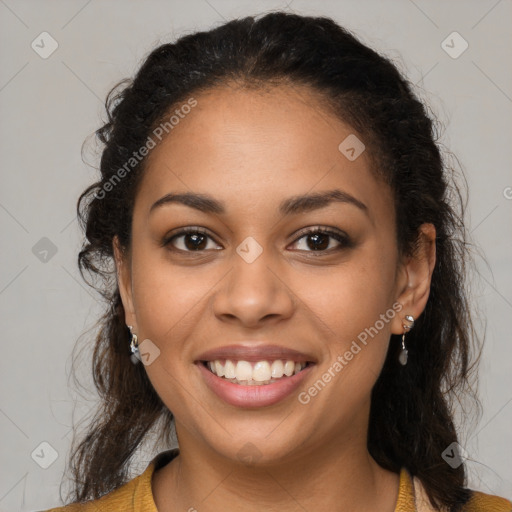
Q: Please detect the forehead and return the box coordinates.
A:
[135,84,393,222]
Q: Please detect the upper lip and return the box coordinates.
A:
[195,344,317,363]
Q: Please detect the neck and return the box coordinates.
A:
[153,429,400,512]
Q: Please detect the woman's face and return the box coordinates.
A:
[115,84,429,464]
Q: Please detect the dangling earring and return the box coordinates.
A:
[399,315,415,366]
[128,325,140,364]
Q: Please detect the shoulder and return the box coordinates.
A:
[40,449,179,512]
[40,471,150,512]
[412,472,511,512]
[462,489,512,511]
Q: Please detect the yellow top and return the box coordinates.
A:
[44,450,512,511]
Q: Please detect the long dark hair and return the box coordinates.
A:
[67,11,481,510]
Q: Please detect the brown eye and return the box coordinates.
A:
[163,228,221,252]
[290,228,352,253]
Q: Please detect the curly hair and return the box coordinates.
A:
[67,11,481,510]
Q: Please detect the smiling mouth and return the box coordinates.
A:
[201,359,312,386]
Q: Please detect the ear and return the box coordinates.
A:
[113,235,137,329]
[391,223,436,335]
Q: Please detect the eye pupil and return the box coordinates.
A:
[185,233,207,251]
[308,233,329,251]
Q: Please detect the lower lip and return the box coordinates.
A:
[197,362,314,408]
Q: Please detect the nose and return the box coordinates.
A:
[211,249,295,328]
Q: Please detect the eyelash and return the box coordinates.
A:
[162,226,353,254]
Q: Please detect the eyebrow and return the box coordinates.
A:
[149,189,368,216]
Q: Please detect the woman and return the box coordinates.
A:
[44,11,511,512]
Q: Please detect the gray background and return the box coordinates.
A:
[0,0,511,510]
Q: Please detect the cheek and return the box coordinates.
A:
[300,246,398,381]
[129,245,205,354]
[308,252,396,334]
[130,251,208,416]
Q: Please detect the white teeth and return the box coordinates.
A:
[253,361,271,382]
[214,360,225,377]
[235,361,253,381]
[283,360,295,377]
[271,360,284,378]
[206,359,307,384]
[224,359,236,379]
